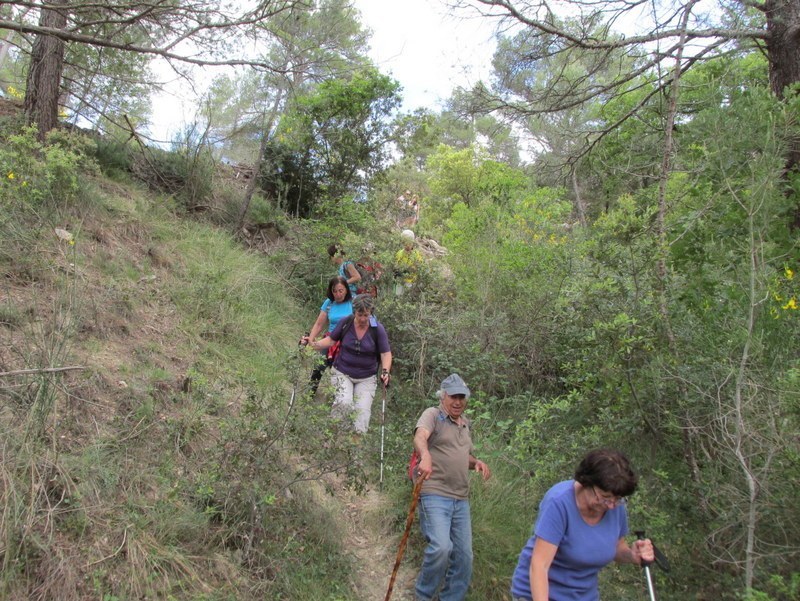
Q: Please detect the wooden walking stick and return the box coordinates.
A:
[384,476,424,601]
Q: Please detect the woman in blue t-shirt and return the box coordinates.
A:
[511,449,654,601]
[301,276,353,394]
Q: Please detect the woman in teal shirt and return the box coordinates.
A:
[301,276,353,394]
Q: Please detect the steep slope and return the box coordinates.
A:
[0,172,418,600]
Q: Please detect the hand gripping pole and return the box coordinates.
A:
[635,530,657,601]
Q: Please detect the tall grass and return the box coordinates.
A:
[0,125,364,599]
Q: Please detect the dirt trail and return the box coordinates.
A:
[328,484,418,601]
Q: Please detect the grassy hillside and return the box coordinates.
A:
[5,111,797,601]
[0,137,374,599]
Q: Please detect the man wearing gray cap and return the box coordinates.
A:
[412,373,491,601]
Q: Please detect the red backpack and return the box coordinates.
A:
[355,259,383,297]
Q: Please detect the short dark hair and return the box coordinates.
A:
[326,276,352,302]
[327,243,344,258]
[574,449,638,498]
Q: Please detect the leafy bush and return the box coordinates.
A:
[133,141,215,210]
[247,192,287,232]
[92,137,133,177]
[0,125,98,208]
[745,573,800,601]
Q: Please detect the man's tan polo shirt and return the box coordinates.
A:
[415,406,475,500]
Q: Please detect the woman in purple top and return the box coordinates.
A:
[511,449,654,601]
[310,294,391,433]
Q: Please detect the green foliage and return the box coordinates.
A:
[436,186,575,392]
[242,192,288,234]
[278,68,401,209]
[133,128,216,210]
[745,573,800,601]
[169,222,296,369]
[0,124,98,208]
[92,137,134,177]
[255,138,320,217]
[63,39,153,133]
[202,0,372,166]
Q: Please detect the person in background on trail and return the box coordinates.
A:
[354,242,383,298]
[393,229,423,296]
[328,243,361,295]
[412,373,491,601]
[300,276,353,395]
[510,448,655,601]
[308,293,391,434]
[398,190,420,228]
[355,256,382,298]
[395,189,410,227]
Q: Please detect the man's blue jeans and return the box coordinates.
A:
[415,494,473,601]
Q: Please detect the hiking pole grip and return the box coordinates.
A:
[634,530,653,567]
[635,530,657,601]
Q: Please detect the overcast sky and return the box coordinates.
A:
[352,0,498,111]
[146,1,498,142]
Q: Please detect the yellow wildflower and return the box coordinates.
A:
[7,172,14,180]
[786,267,794,280]
[782,297,797,311]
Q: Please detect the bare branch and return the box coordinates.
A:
[0,366,87,377]
[0,17,298,71]
[464,0,768,45]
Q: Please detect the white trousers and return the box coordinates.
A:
[330,367,378,433]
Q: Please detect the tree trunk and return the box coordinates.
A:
[765,0,800,100]
[24,0,68,140]
[571,168,587,226]
[765,0,800,226]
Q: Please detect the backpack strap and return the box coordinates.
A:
[339,314,355,336]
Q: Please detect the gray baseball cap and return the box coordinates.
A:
[441,373,470,398]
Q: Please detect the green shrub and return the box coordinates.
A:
[92,137,133,177]
[135,144,215,210]
[0,125,98,208]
